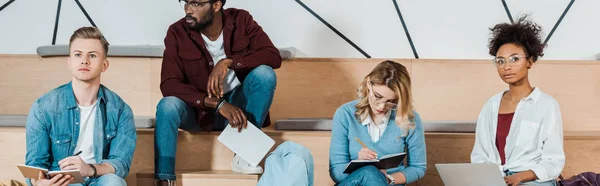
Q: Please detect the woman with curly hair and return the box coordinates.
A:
[329,60,426,186]
[471,16,565,186]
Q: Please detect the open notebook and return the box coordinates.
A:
[217,121,275,167]
[343,152,407,174]
[17,164,85,183]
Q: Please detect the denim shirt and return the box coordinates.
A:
[25,82,136,185]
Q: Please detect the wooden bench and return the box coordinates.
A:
[1,127,599,185]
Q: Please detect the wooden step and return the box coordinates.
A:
[2,55,600,131]
[137,169,259,186]
[129,128,334,186]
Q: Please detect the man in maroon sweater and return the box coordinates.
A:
[155,0,281,185]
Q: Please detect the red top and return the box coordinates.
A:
[496,112,514,165]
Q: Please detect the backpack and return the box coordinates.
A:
[257,141,315,186]
[559,172,600,186]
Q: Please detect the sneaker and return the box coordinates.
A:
[155,179,176,186]
[231,154,263,174]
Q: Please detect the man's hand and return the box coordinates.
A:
[208,58,233,99]
[35,171,73,186]
[218,103,247,132]
[58,156,93,177]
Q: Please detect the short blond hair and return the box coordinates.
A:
[69,27,110,56]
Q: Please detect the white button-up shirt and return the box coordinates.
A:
[361,111,392,143]
[471,88,565,182]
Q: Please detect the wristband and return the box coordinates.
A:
[89,164,98,178]
[216,99,227,112]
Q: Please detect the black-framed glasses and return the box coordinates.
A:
[493,54,528,68]
[180,0,213,10]
[368,81,398,110]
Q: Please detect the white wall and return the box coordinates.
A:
[0,0,598,60]
[0,0,183,55]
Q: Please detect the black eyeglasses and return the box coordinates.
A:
[180,0,213,10]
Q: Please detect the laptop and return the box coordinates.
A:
[435,163,506,186]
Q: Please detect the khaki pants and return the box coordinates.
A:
[0,180,26,186]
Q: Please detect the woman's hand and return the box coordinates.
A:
[358,148,378,160]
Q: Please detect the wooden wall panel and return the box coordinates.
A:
[528,62,600,131]
[1,55,599,131]
[0,55,159,117]
[411,60,504,123]
[271,58,411,121]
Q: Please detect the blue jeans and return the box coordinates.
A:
[68,174,126,186]
[336,166,389,186]
[505,171,558,186]
[154,65,277,180]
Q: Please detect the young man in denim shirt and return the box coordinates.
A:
[25,27,136,186]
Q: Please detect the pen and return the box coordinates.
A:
[355,137,378,158]
[73,151,82,156]
[355,137,367,148]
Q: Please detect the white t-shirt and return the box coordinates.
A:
[201,31,241,93]
[74,102,98,164]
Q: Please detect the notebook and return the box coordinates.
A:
[343,152,407,174]
[217,121,275,167]
[17,164,85,183]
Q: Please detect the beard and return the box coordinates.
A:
[186,10,214,31]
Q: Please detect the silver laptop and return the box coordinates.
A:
[436,163,505,186]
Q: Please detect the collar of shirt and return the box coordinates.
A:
[361,110,392,126]
[65,81,106,110]
[492,87,542,103]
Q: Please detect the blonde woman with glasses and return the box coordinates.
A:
[329,60,426,186]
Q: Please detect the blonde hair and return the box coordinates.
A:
[355,60,415,137]
[69,27,110,56]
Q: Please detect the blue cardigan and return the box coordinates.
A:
[329,100,427,185]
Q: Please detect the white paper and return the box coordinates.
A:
[217,121,275,167]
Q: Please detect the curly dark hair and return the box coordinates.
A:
[488,16,545,62]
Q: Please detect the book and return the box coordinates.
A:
[17,164,85,183]
[217,121,275,167]
[343,152,407,174]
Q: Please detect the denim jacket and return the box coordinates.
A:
[25,82,136,185]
